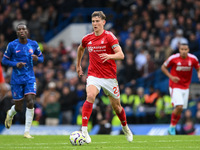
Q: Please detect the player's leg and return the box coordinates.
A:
[168,88,184,135]
[109,96,133,142]
[24,82,36,138]
[102,78,133,142]
[0,83,7,101]
[5,84,24,129]
[0,65,7,101]
[82,84,99,143]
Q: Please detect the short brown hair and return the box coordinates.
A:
[91,11,106,20]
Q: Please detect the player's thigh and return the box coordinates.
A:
[24,82,36,96]
[182,89,189,109]
[86,85,99,99]
[11,84,24,100]
[102,78,120,99]
[169,88,184,106]
[86,76,100,101]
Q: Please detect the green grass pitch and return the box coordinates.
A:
[0,135,200,150]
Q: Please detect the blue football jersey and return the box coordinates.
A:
[2,39,43,84]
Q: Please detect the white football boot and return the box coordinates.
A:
[5,110,13,129]
[24,132,34,139]
[122,125,133,142]
[82,130,91,144]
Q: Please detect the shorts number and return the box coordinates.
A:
[113,86,119,95]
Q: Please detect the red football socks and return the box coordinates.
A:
[116,108,127,126]
[82,100,93,127]
[170,112,181,126]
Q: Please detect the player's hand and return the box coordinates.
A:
[16,62,26,68]
[76,66,83,77]
[32,54,38,61]
[171,76,180,83]
[99,53,110,63]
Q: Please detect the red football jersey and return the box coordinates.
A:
[81,30,119,79]
[0,63,5,83]
[164,53,200,89]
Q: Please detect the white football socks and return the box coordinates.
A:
[8,105,17,118]
[81,126,88,132]
[25,108,34,133]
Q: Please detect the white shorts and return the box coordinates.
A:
[169,88,189,109]
[86,76,120,99]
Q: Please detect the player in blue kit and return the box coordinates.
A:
[2,23,43,138]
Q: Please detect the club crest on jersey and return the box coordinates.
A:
[188,61,191,66]
[29,49,33,54]
[101,38,104,44]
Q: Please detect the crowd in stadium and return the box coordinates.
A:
[1,0,200,134]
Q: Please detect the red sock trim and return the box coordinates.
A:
[116,108,127,126]
[82,101,93,126]
[170,112,181,126]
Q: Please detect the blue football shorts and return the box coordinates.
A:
[11,82,36,100]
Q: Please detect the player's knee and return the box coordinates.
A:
[15,105,23,112]
[86,93,96,103]
[27,100,34,109]
[26,95,35,109]
[176,105,183,112]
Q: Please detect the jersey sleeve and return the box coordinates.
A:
[164,55,174,68]
[3,43,12,59]
[193,56,200,70]
[81,36,87,48]
[2,43,18,67]
[107,31,119,50]
[33,41,43,63]
[33,41,42,56]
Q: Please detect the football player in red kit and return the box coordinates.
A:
[161,43,200,135]
[76,11,133,143]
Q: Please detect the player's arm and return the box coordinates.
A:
[2,55,18,67]
[32,43,44,63]
[2,44,25,68]
[111,45,125,60]
[76,44,85,77]
[161,63,180,83]
[32,54,43,63]
[195,65,200,81]
[99,45,124,63]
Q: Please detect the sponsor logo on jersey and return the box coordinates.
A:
[88,46,93,52]
[88,46,106,52]
[16,50,21,53]
[176,66,191,71]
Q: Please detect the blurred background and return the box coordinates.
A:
[0,0,200,135]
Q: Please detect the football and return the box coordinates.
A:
[69,131,86,146]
